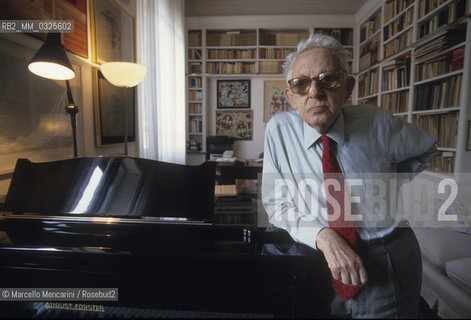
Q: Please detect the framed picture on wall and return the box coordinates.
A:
[93,69,135,146]
[216,110,253,140]
[264,80,292,122]
[56,0,88,58]
[217,79,250,108]
[92,0,135,64]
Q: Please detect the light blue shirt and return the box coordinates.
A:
[262,104,437,250]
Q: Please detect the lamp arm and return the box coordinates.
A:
[65,80,79,158]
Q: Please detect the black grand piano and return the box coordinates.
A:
[0,157,333,318]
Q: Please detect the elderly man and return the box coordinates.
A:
[262,33,437,318]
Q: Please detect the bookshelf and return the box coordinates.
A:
[355,0,471,177]
[187,30,207,163]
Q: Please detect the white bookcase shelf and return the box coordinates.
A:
[355,0,471,176]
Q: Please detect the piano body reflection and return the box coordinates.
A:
[0,157,332,318]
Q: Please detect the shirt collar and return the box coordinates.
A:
[303,110,345,149]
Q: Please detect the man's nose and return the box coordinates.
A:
[308,79,325,99]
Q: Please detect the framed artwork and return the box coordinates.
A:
[264,80,292,122]
[216,110,253,140]
[92,0,135,64]
[55,0,88,58]
[217,79,250,108]
[0,0,88,58]
[93,69,135,146]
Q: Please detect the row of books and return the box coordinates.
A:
[384,28,413,58]
[383,7,414,41]
[414,29,466,60]
[415,46,465,81]
[359,38,380,70]
[384,0,414,22]
[189,117,203,134]
[259,30,309,46]
[188,49,202,60]
[206,62,256,74]
[382,65,409,91]
[430,151,455,174]
[418,0,448,19]
[358,69,379,98]
[189,77,202,88]
[259,61,283,74]
[360,10,382,43]
[314,28,354,46]
[381,90,409,113]
[206,32,257,47]
[414,74,462,110]
[188,62,202,74]
[413,112,458,148]
[418,0,467,38]
[259,48,296,59]
[188,30,202,47]
[188,90,203,101]
[188,103,202,114]
[207,49,256,60]
[272,32,309,46]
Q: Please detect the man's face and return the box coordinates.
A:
[285,48,355,134]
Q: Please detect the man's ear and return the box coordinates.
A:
[285,87,297,109]
[345,76,355,100]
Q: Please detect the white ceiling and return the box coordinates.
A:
[185,0,369,17]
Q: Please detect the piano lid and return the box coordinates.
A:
[3,157,216,220]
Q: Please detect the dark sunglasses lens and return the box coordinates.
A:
[319,73,340,89]
[291,78,310,93]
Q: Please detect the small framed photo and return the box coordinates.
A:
[264,80,292,122]
[217,79,250,108]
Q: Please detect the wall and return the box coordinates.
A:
[186,14,356,160]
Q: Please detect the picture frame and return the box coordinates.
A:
[56,0,88,58]
[91,0,135,64]
[0,0,88,58]
[93,69,136,146]
[216,110,253,140]
[264,80,292,122]
[217,79,250,108]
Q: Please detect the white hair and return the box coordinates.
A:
[282,33,348,83]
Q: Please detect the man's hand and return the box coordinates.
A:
[316,228,368,286]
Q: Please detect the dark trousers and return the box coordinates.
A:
[331,227,422,318]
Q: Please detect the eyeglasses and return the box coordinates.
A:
[288,70,345,94]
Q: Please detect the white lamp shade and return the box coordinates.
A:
[100,62,147,88]
[28,61,75,80]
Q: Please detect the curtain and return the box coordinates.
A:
[136,0,186,164]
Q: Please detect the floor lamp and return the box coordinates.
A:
[100,62,146,155]
[28,33,79,158]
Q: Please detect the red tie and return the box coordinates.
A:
[321,135,360,301]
